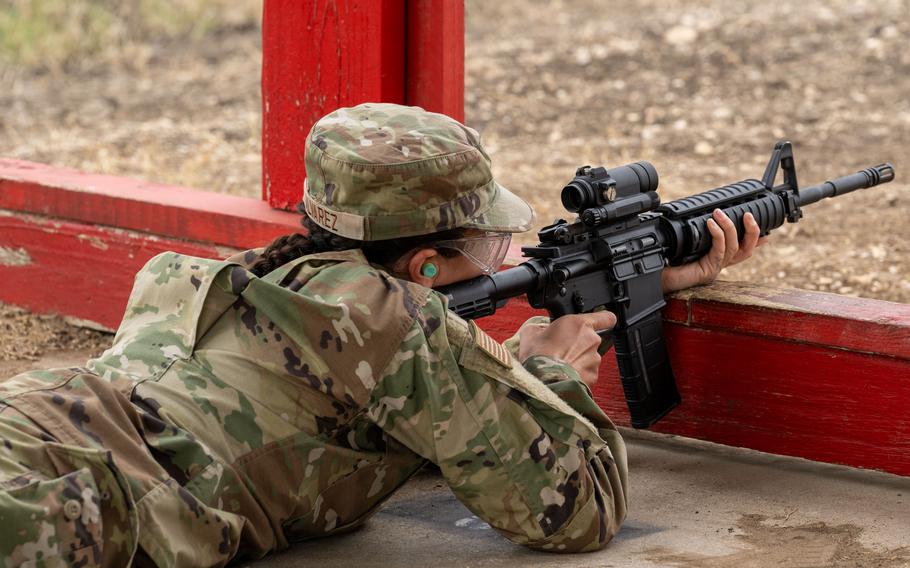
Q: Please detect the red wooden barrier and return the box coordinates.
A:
[0,212,226,330]
[407,2,465,122]
[1,160,909,476]
[3,1,908,478]
[0,159,298,248]
[262,0,406,210]
[262,0,465,210]
[0,159,299,330]
[478,283,910,477]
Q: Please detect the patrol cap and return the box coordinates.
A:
[302,103,535,241]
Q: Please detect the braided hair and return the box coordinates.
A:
[250,215,465,278]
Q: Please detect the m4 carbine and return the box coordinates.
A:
[439,141,895,428]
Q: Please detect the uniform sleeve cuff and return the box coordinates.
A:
[521,354,583,385]
[522,355,614,429]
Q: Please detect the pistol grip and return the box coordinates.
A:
[596,329,614,356]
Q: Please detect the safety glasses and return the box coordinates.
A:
[434,232,512,275]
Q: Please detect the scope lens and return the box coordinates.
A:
[561,180,593,212]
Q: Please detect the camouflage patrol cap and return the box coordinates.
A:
[302,103,535,241]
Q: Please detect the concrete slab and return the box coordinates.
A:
[257,430,910,568]
[4,352,909,567]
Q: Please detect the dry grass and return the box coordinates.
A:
[465,0,910,303]
[0,0,261,71]
[0,0,263,196]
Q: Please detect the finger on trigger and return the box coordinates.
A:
[582,310,617,331]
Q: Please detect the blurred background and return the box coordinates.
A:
[1,0,908,304]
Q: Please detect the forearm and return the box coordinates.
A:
[502,317,617,429]
[371,306,629,552]
[521,355,617,429]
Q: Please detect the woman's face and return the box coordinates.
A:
[429,253,487,287]
[400,246,486,288]
[398,230,511,288]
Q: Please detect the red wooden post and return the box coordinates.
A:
[407,1,465,122]
[261,0,465,210]
[262,0,407,210]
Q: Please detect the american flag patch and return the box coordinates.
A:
[469,321,513,369]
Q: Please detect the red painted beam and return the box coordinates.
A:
[639,326,910,474]
[0,212,229,330]
[0,158,300,249]
[0,159,299,330]
[262,0,407,210]
[406,0,465,122]
[672,283,910,360]
[261,0,466,210]
[478,284,910,477]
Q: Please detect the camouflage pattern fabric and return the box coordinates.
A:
[0,249,628,566]
[303,103,535,240]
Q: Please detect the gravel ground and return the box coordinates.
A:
[0,304,109,361]
[0,0,908,356]
[465,0,909,303]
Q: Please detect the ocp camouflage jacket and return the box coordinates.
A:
[0,249,628,567]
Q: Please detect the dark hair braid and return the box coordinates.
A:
[250,215,464,278]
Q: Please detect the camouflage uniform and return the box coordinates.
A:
[0,104,628,566]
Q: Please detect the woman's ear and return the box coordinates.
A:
[407,248,440,287]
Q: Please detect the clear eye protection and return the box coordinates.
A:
[434,232,512,275]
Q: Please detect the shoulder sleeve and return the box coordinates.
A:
[88,252,244,378]
[366,294,629,552]
[222,247,266,269]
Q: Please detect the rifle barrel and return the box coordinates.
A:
[797,163,895,206]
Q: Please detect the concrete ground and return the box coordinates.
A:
[259,431,910,568]
[3,352,908,567]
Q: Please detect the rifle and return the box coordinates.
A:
[438,141,895,429]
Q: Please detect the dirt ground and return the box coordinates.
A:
[0,0,908,355]
[0,304,109,361]
[465,0,909,303]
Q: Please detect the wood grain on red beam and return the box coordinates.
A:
[672,282,910,360]
[0,212,232,330]
[475,284,910,476]
[261,1,466,210]
[0,159,301,249]
[262,0,407,210]
[406,1,465,122]
[599,325,910,476]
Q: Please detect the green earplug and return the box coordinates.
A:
[421,263,438,278]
